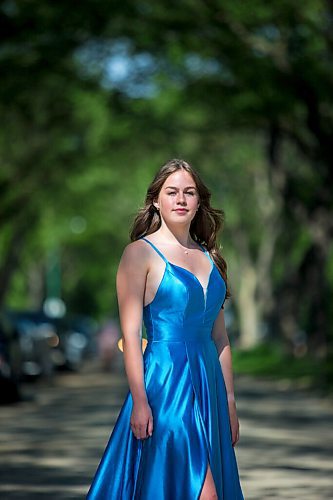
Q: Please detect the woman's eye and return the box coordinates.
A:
[167,192,177,196]
[186,191,195,196]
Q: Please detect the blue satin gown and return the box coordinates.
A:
[87,237,244,499]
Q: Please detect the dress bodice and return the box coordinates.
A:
[141,237,226,342]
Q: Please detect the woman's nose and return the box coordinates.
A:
[176,192,186,204]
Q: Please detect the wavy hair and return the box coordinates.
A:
[130,159,230,300]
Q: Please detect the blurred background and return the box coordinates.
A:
[0,1,333,499]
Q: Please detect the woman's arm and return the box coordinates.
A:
[116,241,153,439]
[212,308,240,446]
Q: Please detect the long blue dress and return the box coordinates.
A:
[87,237,244,499]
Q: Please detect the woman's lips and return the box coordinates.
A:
[174,209,188,213]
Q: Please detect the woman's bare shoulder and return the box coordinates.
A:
[119,239,151,268]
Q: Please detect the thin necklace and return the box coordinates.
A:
[171,242,199,255]
[158,238,200,255]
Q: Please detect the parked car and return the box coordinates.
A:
[0,313,23,403]
[65,314,98,360]
[5,310,98,374]
[5,310,58,379]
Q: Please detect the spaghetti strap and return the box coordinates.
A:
[198,242,214,266]
[198,242,207,253]
[198,243,224,308]
[140,237,168,264]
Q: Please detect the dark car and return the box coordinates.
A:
[0,313,22,403]
[5,310,58,379]
[6,310,97,374]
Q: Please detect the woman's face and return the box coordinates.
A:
[154,169,200,225]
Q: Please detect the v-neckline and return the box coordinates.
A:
[140,236,215,303]
[168,260,214,299]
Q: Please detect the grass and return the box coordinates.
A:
[232,343,333,393]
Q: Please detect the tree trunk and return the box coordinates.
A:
[236,264,261,348]
[0,215,37,308]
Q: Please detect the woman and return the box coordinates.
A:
[87,159,244,499]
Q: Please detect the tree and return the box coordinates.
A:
[1,0,332,356]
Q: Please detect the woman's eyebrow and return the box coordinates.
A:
[164,186,197,190]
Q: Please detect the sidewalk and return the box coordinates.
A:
[0,357,332,499]
[235,376,333,498]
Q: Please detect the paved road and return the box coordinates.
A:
[0,355,332,499]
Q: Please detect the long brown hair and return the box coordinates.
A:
[130,159,230,300]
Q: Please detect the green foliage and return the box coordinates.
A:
[233,343,333,392]
[0,0,332,357]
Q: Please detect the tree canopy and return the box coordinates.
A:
[1,0,332,358]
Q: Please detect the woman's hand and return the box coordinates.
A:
[130,401,154,440]
[228,399,240,447]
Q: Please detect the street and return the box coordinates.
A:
[0,355,332,499]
